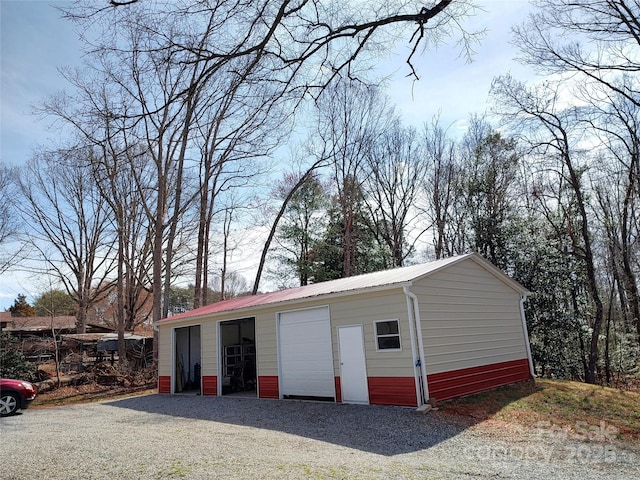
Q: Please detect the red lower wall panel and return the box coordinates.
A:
[258,376,279,399]
[165,359,529,404]
[202,376,217,396]
[334,377,342,403]
[368,377,417,407]
[427,358,532,401]
[158,375,171,393]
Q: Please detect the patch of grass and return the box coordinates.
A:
[285,463,355,480]
[442,379,640,442]
[156,460,192,479]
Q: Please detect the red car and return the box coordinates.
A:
[0,379,38,417]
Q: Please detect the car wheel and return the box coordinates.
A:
[0,392,20,416]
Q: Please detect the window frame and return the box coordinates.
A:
[373,319,402,352]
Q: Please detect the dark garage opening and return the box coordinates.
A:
[175,325,201,394]
[220,318,256,396]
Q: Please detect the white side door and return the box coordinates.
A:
[338,325,369,404]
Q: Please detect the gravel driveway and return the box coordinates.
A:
[1,394,638,479]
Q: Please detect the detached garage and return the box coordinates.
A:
[156,253,534,407]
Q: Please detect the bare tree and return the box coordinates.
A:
[210,271,248,300]
[420,116,463,258]
[515,0,640,107]
[0,165,24,274]
[218,206,236,301]
[0,165,16,248]
[492,75,605,384]
[498,0,640,381]
[594,181,637,383]
[89,140,156,365]
[68,1,481,92]
[56,0,481,323]
[363,118,429,266]
[191,62,287,307]
[586,90,640,345]
[312,82,392,276]
[16,150,116,334]
[49,7,225,325]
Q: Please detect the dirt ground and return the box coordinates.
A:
[32,382,157,408]
[32,360,157,408]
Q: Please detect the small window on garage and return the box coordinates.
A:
[374,319,401,351]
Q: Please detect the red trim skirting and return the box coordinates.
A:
[334,377,342,403]
[427,358,532,401]
[158,375,171,393]
[258,376,279,399]
[368,377,417,407]
[202,376,217,396]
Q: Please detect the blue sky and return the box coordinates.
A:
[0,0,535,310]
[1,1,83,168]
[1,0,535,167]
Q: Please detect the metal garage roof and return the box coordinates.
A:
[159,253,528,324]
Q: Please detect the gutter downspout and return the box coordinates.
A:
[404,286,429,404]
[519,295,536,378]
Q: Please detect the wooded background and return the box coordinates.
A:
[1,1,638,385]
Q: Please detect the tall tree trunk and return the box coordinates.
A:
[152,173,166,325]
[253,166,322,294]
[343,202,354,277]
[76,296,87,335]
[193,185,209,309]
[604,285,615,385]
[620,176,640,344]
[564,150,604,384]
[117,214,126,366]
[220,209,232,301]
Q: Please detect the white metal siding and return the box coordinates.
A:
[255,310,278,376]
[158,326,171,377]
[278,307,334,397]
[329,291,413,376]
[201,322,217,376]
[156,254,529,398]
[413,259,528,374]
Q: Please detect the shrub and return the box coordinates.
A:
[0,332,37,381]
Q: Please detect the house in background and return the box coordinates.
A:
[0,314,114,338]
[156,253,534,407]
[0,312,152,368]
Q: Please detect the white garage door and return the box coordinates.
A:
[278,306,335,398]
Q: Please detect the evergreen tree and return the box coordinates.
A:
[310,193,391,282]
[33,289,76,316]
[508,215,590,378]
[8,294,36,317]
[272,175,329,286]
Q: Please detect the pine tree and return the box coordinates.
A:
[8,294,36,317]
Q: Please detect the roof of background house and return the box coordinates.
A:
[62,332,153,343]
[1,316,116,334]
[2,316,77,331]
[159,253,529,325]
